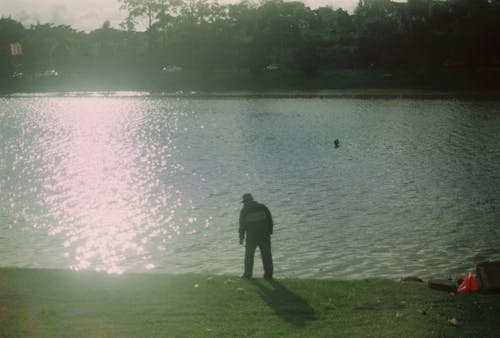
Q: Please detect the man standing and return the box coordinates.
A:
[239,193,274,280]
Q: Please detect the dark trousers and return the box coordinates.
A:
[244,236,273,278]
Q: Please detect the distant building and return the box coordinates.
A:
[10,42,23,56]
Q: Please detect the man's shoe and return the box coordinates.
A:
[241,274,254,280]
[264,275,273,281]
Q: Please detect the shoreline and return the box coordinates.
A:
[3,88,500,99]
[2,67,499,98]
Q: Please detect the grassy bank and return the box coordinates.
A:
[2,68,500,95]
[1,268,499,337]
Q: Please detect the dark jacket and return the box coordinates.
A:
[239,200,273,242]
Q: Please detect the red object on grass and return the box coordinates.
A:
[457,272,479,293]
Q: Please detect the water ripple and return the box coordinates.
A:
[1,97,499,279]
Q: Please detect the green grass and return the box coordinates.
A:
[1,268,499,337]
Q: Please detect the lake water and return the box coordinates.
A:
[1,93,499,280]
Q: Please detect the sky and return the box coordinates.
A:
[0,0,366,31]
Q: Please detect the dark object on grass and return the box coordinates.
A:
[427,279,457,292]
[334,139,340,148]
[476,260,500,293]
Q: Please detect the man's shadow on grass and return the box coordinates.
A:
[255,280,316,328]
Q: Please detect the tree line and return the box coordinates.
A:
[1,0,500,90]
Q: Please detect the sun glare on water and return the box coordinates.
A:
[27,97,189,274]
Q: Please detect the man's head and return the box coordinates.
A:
[242,193,254,204]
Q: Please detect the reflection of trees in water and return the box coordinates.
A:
[255,280,316,328]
